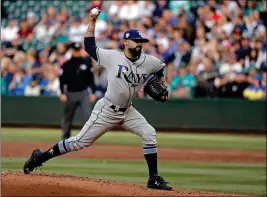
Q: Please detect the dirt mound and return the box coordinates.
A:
[2,142,266,163]
[1,172,240,196]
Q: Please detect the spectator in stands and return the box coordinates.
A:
[169,1,190,17]
[259,63,267,87]
[34,15,59,43]
[239,36,251,59]
[195,57,218,97]
[30,50,50,80]
[188,62,198,78]
[118,0,139,21]
[1,57,12,95]
[165,62,177,84]
[39,63,60,96]
[137,1,155,18]
[58,7,70,24]
[1,57,15,88]
[191,39,207,66]
[46,6,57,24]
[215,71,249,99]
[218,53,243,81]
[1,76,7,95]
[13,51,28,70]
[26,12,37,29]
[18,20,33,42]
[1,19,19,46]
[108,1,124,23]
[38,50,50,68]
[161,9,178,28]
[153,0,169,21]
[53,20,69,44]
[22,49,36,72]
[25,76,41,97]
[177,12,195,45]
[243,73,266,100]
[172,41,192,69]
[155,30,169,51]
[254,39,267,69]
[2,36,25,59]
[25,49,43,80]
[170,64,196,98]
[68,17,87,43]
[49,42,68,68]
[8,68,31,96]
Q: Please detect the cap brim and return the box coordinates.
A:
[131,38,150,43]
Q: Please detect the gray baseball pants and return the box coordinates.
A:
[59,97,157,154]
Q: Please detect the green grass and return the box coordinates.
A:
[2,157,266,196]
[2,128,266,195]
[1,128,266,150]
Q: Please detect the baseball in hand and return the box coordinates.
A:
[91,8,100,16]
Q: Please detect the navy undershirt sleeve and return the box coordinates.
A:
[84,37,98,61]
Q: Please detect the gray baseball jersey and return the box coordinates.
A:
[96,48,166,107]
[65,48,165,153]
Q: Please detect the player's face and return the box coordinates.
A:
[125,40,143,57]
[127,40,143,50]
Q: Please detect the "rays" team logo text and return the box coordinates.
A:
[116,65,147,86]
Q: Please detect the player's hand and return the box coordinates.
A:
[60,94,67,103]
[89,93,97,103]
[89,7,101,22]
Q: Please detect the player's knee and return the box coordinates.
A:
[142,126,157,146]
[67,136,92,151]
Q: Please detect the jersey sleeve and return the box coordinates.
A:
[96,47,117,68]
[152,57,166,75]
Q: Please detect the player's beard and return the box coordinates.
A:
[129,46,142,58]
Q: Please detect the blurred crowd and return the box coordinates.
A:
[1,0,266,100]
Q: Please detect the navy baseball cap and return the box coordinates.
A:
[70,42,82,50]
[123,29,149,43]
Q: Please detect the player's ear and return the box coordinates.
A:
[123,40,128,48]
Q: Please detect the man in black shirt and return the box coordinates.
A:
[216,72,249,99]
[59,42,96,139]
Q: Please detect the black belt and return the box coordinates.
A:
[110,105,128,112]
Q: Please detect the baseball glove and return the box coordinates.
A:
[144,75,168,102]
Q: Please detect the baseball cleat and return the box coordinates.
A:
[23,148,43,174]
[147,175,173,190]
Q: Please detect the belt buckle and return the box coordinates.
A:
[115,106,120,112]
[111,105,120,112]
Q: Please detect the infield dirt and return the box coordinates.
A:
[2,141,264,196]
[2,172,246,196]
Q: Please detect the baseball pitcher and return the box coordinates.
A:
[23,8,172,191]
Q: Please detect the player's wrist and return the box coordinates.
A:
[88,20,96,25]
[86,23,95,36]
[88,17,97,24]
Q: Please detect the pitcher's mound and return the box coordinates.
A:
[2,172,237,196]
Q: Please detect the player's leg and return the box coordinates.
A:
[61,97,79,139]
[23,98,114,174]
[121,107,172,190]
